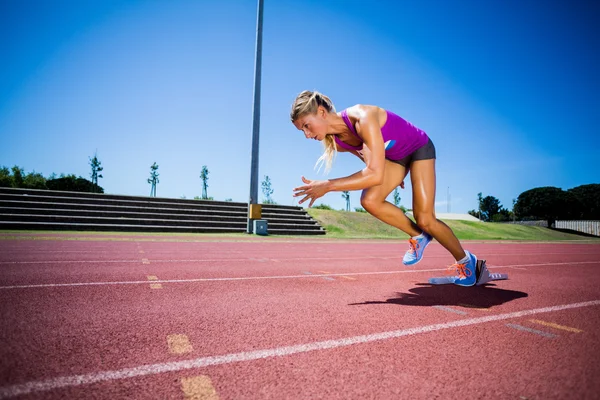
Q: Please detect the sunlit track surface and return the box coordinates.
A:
[1,234,599,399]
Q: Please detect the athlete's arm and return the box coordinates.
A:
[327,105,385,191]
[294,106,386,206]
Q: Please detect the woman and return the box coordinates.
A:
[291,90,478,286]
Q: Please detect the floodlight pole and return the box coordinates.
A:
[247,0,264,233]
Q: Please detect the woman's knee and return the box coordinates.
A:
[414,213,437,231]
[360,192,383,213]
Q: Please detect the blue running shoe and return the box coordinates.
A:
[402,232,432,265]
[450,251,477,287]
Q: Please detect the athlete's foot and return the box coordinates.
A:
[448,250,477,286]
[402,232,432,266]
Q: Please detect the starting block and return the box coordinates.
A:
[428,259,508,286]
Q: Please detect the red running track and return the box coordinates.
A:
[0,233,599,399]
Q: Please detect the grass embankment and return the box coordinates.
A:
[307,209,598,241]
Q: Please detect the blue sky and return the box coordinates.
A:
[1,0,598,213]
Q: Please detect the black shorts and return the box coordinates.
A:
[388,137,436,167]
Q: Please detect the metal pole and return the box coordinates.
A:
[247,0,264,233]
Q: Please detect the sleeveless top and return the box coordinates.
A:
[334,109,429,160]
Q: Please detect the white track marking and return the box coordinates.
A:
[0,260,142,264]
[0,261,597,290]
[2,252,600,264]
[0,300,598,399]
[0,269,450,289]
[2,251,600,257]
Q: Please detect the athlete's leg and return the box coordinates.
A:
[410,158,466,261]
[360,159,421,237]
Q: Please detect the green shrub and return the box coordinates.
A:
[0,166,12,187]
[23,172,48,189]
[46,175,103,193]
[313,204,333,210]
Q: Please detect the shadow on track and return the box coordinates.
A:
[349,284,528,309]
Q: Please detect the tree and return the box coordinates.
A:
[480,195,502,222]
[89,152,103,192]
[261,175,274,204]
[491,208,511,222]
[342,191,350,211]
[148,162,159,197]
[471,192,485,220]
[466,192,484,220]
[0,166,48,189]
[468,210,481,219]
[0,166,13,187]
[512,199,517,222]
[22,171,47,189]
[393,187,401,207]
[514,186,577,226]
[468,193,506,222]
[47,175,103,193]
[568,184,600,220]
[200,165,209,199]
[11,166,24,188]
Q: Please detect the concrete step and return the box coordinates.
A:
[0,187,246,206]
[0,207,319,225]
[0,187,325,235]
[0,194,310,217]
[0,193,248,213]
[0,187,306,211]
[0,201,311,221]
[0,213,320,228]
[0,221,326,234]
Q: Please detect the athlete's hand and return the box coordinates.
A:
[293,176,330,208]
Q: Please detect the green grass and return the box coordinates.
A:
[307,209,600,242]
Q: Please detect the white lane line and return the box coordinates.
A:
[0,260,141,264]
[0,269,447,290]
[1,257,389,264]
[0,300,597,399]
[4,251,600,256]
[491,261,599,268]
[2,254,599,265]
[0,261,598,290]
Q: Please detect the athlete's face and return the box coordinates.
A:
[293,107,329,141]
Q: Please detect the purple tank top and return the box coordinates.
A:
[334,109,429,160]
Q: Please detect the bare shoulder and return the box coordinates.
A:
[345,104,387,128]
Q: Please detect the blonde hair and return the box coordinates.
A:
[290,90,337,174]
